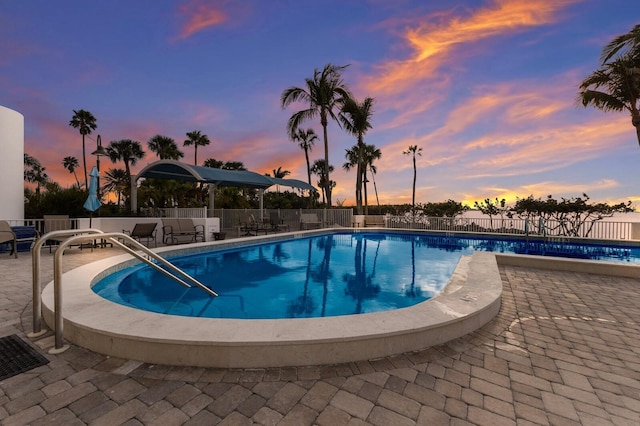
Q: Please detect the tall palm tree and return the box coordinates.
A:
[362,144,382,213]
[69,109,97,190]
[339,96,374,214]
[62,156,81,188]
[183,130,210,166]
[403,145,422,214]
[281,63,352,207]
[148,135,184,160]
[579,56,640,145]
[290,128,318,187]
[102,168,129,207]
[106,139,145,205]
[311,159,333,205]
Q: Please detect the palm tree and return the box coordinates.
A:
[362,144,382,213]
[281,63,352,206]
[69,109,97,190]
[579,57,640,145]
[290,128,318,187]
[339,96,374,214]
[601,24,640,64]
[403,145,422,214]
[271,166,291,178]
[311,159,333,205]
[148,135,184,160]
[183,130,210,166]
[580,25,640,146]
[62,156,81,188]
[102,168,128,206]
[106,140,145,205]
[24,154,49,196]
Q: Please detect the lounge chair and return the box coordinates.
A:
[161,218,205,245]
[124,223,157,247]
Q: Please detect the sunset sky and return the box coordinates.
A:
[2,0,639,208]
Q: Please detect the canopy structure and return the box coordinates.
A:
[131,160,316,213]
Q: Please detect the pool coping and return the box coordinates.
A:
[41,230,504,368]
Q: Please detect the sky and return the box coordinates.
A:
[2,0,639,208]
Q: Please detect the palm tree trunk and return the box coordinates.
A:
[82,134,88,190]
[321,112,331,207]
[412,155,417,213]
[304,149,312,187]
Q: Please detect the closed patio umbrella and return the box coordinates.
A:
[83,166,101,227]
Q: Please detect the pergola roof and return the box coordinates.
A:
[135,160,316,191]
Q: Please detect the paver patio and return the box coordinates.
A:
[1,246,639,425]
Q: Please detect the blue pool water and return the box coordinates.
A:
[92,232,640,319]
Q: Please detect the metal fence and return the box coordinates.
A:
[386,215,635,240]
[211,208,353,231]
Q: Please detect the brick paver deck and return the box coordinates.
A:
[1,247,639,425]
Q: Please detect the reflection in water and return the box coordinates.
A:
[98,231,637,320]
[342,236,381,314]
[287,239,316,317]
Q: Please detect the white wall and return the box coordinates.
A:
[0,105,24,220]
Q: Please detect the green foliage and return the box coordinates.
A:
[511,194,633,237]
[418,200,469,218]
[263,191,307,209]
[25,186,88,218]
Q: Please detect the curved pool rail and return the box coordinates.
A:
[40,235,502,368]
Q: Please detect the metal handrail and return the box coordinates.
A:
[29,228,104,337]
[30,230,217,352]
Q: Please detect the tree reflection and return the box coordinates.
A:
[286,239,316,317]
[343,236,380,314]
[309,235,335,316]
[404,237,422,298]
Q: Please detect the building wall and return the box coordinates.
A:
[0,105,25,220]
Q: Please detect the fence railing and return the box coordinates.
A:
[386,215,635,240]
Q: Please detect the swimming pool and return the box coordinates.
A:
[92,231,640,320]
[93,233,459,319]
[42,229,639,368]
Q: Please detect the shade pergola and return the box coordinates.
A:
[131,160,316,213]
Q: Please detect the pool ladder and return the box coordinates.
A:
[29,229,218,353]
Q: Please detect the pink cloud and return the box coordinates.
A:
[176,0,228,40]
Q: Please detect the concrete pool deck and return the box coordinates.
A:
[2,244,640,424]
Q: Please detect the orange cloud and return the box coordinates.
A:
[363,0,576,95]
[177,0,228,40]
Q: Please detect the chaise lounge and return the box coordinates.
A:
[123,223,158,247]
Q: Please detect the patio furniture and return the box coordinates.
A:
[364,215,386,227]
[269,212,289,233]
[300,213,322,230]
[0,221,38,258]
[161,218,205,245]
[239,214,269,236]
[43,215,74,252]
[123,223,157,247]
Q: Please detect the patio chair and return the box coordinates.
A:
[0,221,18,258]
[269,212,290,233]
[123,223,157,247]
[239,214,269,236]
